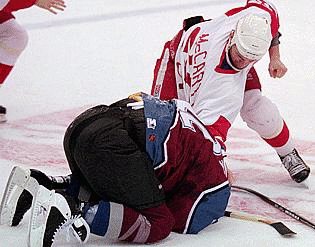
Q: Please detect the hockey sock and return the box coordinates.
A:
[83,201,110,236]
[262,121,294,156]
[0,63,13,84]
[83,201,123,238]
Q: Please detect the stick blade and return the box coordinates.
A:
[270,222,296,236]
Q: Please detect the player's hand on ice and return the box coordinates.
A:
[268,59,288,78]
[35,0,66,14]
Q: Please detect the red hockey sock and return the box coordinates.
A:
[0,63,13,85]
[263,120,290,148]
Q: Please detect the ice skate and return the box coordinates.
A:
[28,186,90,247]
[0,166,38,225]
[0,105,7,123]
[280,149,311,183]
[0,166,71,226]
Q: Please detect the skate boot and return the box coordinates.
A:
[0,105,6,123]
[0,166,71,226]
[280,149,311,183]
[28,186,90,247]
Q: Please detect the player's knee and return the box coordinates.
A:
[158,211,175,240]
[0,24,28,65]
[240,89,283,138]
[12,26,29,53]
[146,205,175,243]
[151,219,174,243]
[0,20,29,65]
[3,20,29,54]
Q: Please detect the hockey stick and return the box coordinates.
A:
[224,211,296,236]
[231,185,315,231]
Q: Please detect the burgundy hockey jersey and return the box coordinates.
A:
[143,94,230,233]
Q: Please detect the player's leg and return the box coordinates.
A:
[0,18,29,122]
[27,182,173,245]
[82,200,174,243]
[241,67,310,182]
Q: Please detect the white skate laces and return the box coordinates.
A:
[54,214,90,245]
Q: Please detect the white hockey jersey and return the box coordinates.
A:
[174,0,279,139]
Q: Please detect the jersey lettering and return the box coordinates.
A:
[190,33,209,96]
[183,27,201,53]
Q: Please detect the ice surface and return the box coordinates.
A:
[0,0,314,246]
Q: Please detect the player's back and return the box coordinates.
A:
[153,100,227,196]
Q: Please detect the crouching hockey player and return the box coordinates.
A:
[0,93,230,246]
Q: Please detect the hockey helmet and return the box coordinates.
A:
[232,14,272,60]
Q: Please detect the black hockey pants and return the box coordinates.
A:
[63,99,165,210]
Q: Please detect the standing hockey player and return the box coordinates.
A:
[0,0,66,123]
[0,93,230,246]
[151,0,310,183]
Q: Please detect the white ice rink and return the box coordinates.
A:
[0,0,314,246]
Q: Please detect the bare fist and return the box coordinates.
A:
[268,59,288,78]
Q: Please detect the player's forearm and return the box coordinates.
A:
[269,44,281,61]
